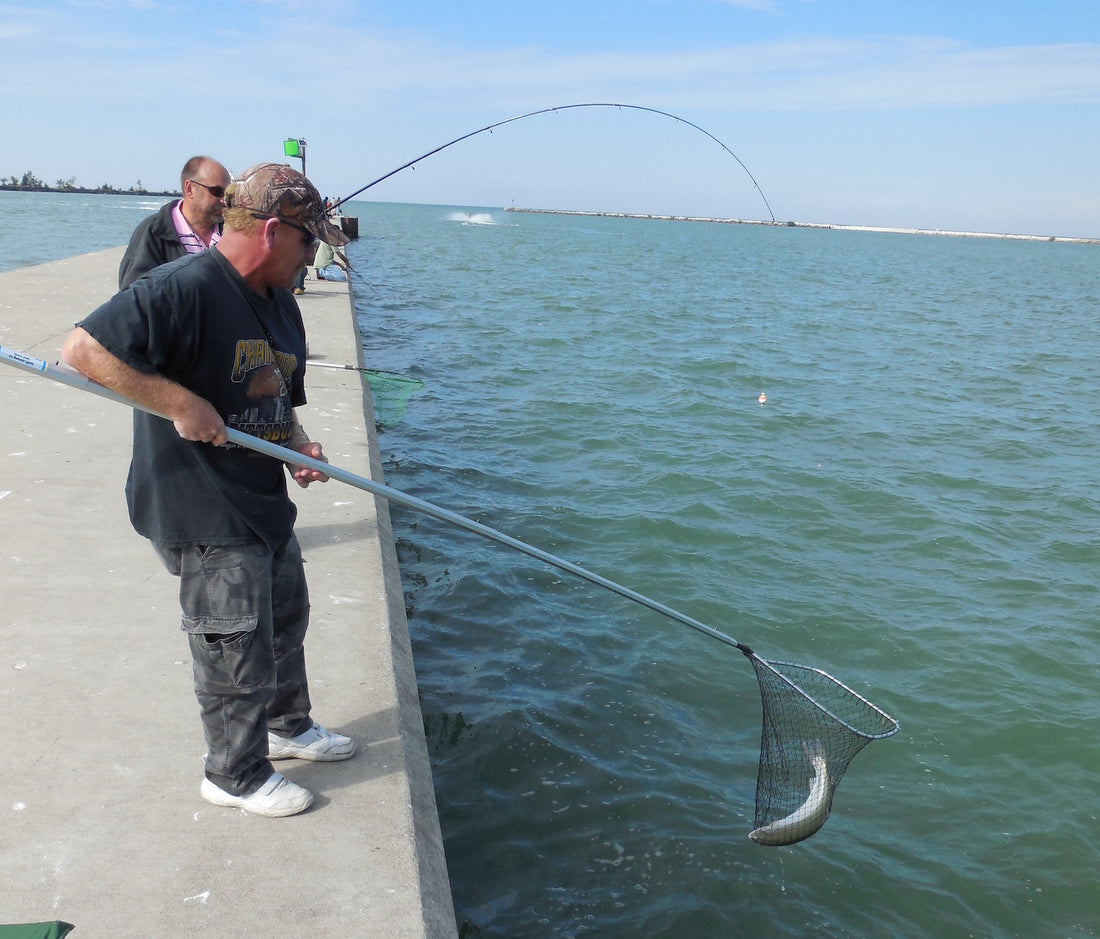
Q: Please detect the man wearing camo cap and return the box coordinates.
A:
[62,163,354,817]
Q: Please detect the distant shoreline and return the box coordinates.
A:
[5,189,1093,243]
[504,206,1100,245]
[0,185,177,197]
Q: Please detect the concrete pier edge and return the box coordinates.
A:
[0,248,456,937]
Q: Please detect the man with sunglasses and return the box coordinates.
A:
[118,154,231,289]
[63,164,353,817]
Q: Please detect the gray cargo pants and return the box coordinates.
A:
[154,534,313,796]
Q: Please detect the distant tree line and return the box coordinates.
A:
[0,170,178,196]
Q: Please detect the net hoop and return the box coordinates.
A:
[753,656,900,741]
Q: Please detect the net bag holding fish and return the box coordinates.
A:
[745,651,899,846]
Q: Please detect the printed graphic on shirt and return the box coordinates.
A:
[227,338,299,444]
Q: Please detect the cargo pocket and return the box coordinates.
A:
[188,627,270,692]
[178,544,271,693]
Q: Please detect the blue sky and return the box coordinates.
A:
[4,0,1099,235]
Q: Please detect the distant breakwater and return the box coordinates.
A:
[503,206,1100,245]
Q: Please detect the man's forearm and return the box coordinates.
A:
[63,327,189,417]
[62,327,227,444]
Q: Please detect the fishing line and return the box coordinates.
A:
[314,255,425,418]
[2,345,898,846]
[756,308,772,407]
[341,259,384,298]
[331,102,776,222]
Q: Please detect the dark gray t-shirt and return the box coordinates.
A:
[79,249,307,549]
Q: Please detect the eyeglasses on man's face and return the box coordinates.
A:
[189,179,227,199]
[249,212,320,249]
[281,218,320,249]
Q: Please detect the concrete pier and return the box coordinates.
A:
[0,249,456,937]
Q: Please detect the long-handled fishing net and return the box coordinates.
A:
[306,359,425,423]
[362,370,422,423]
[0,346,898,845]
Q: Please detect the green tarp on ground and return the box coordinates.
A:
[0,924,74,939]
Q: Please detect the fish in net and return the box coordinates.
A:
[744,651,899,845]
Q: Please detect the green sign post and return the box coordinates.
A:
[283,138,306,175]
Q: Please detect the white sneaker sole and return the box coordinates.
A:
[268,742,356,761]
[268,730,356,762]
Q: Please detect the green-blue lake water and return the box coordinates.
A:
[346,202,1100,939]
[6,191,1099,938]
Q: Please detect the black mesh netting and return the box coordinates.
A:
[745,653,899,846]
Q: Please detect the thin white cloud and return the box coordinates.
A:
[7,4,1099,114]
[336,33,1100,113]
[711,0,777,9]
[742,36,1100,109]
[0,23,33,39]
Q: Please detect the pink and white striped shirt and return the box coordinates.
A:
[171,200,221,254]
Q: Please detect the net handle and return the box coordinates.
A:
[2,343,753,650]
[1,344,896,739]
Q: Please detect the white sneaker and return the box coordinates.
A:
[200,772,313,817]
[268,722,356,762]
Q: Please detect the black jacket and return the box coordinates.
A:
[118,201,186,290]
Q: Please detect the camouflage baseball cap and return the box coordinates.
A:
[225,162,349,246]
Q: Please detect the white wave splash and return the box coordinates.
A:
[447,211,496,225]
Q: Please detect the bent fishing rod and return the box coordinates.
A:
[331,102,776,223]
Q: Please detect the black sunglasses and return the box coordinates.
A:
[188,179,226,198]
[250,212,320,248]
